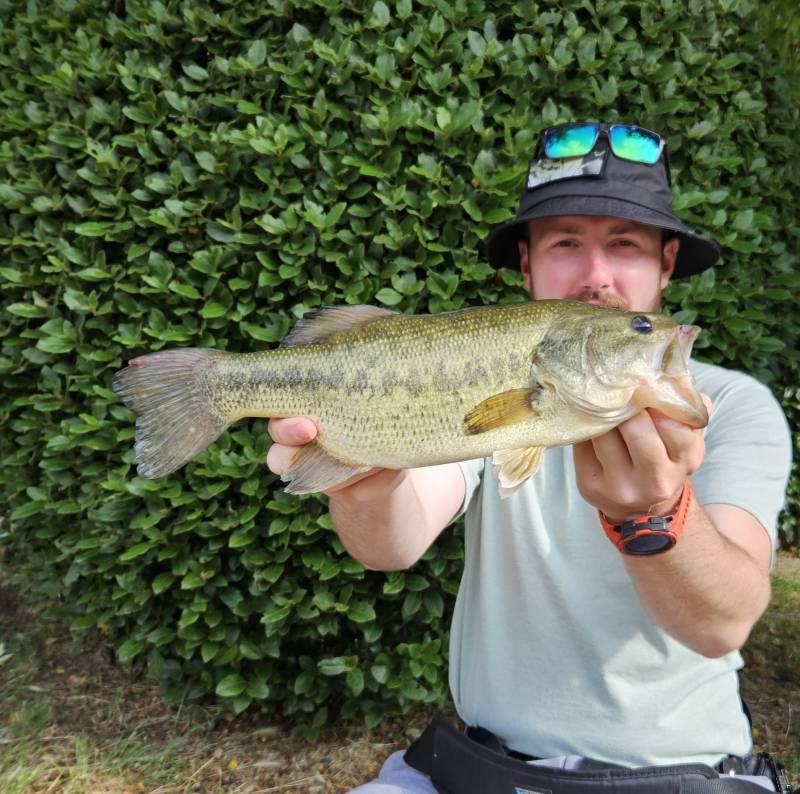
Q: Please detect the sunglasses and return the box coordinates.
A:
[542,122,666,166]
[526,122,671,190]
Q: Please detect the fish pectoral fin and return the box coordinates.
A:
[492,445,546,499]
[281,305,398,347]
[463,387,541,435]
[280,441,373,495]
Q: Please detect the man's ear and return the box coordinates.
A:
[660,236,680,288]
[518,238,532,292]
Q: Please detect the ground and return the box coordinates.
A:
[1,554,798,793]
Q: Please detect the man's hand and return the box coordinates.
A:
[265,417,385,495]
[265,417,464,570]
[573,395,713,522]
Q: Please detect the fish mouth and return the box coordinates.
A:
[637,324,708,428]
[659,324,699,375]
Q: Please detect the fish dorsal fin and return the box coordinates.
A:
[492,445,546,498]
[281,439,373,494]
[463,386,542,435]
[281,305,398,347]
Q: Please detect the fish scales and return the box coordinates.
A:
[204,303,558,468]
[112,300,708,494]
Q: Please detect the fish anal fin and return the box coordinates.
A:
[281,441,372,494]
[281,305,398,347]
[492,445,546,499]
[464,387,541,435]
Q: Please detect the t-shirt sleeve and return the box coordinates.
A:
[693,371,792,554]
[450,457,485,525]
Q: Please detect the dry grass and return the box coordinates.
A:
[740,553,800,776]
[0,574,435,793]
[1,554,798,793]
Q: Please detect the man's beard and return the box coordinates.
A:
[566,288,630,310]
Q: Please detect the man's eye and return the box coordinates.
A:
[614,239,636,247]
[555,240,576,247]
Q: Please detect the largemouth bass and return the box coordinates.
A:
[112,300,708,498]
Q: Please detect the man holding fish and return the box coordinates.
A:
[266,123,793,792]
[113,122,793,790]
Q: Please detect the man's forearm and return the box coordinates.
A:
[623,499,771,657]
[328,463,465,571]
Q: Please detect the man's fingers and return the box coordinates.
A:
[588,427,632,471]
[267,417,317,446]
[620,393,711,470]
[265,443,299,476]
[572,439,604,483]
[648,411,705,471]
[265,418,318,477]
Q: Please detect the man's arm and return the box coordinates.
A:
[623,500,770,658]
[573,401,772,658]
[266,418,465,571]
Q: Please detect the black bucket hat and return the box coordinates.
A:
[487,127,720,278]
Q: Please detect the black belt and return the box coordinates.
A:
[405,716,793,794]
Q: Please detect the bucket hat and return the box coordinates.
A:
[487,125,720,278]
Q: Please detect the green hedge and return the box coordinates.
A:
[2,0,799,730]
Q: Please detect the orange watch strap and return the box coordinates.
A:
[598,481,693,556]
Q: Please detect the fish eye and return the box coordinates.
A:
[631,316,653,334]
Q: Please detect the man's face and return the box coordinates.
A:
[518,215,679,313]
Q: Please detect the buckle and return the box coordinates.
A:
[619,515,672,539]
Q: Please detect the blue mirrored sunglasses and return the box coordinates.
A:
[526,122,671,190]
[542,122,666,166]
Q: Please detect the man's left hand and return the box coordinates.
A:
[573,394,713,522]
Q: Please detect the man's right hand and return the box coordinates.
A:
[265,416,317,476]
[265,417,386,495]
[266,417,464,570]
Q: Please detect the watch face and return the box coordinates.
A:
[622,530,676,555]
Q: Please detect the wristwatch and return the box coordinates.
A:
[598,481,693,556]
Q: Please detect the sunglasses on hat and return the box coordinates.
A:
[528,122,671,189]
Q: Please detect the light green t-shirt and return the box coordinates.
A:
[449,360,792,767]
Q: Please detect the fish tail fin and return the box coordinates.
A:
[112,349,230,478]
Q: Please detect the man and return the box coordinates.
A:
[267,123,792,793]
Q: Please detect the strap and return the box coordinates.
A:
[685,782,783,793]
[405,717,781,794]
[599,480,692,555]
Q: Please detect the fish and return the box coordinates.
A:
[111,300,708,498]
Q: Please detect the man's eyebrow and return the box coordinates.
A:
[608,222,647,235]
[535,221,651,236]
[538,223,584,235]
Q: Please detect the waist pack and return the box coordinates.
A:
[404,716,793,794]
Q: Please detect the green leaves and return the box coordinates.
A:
[375,288,403,306]
[247,41,267,69]
[117,638,145,664]
[216,674,247,697]
[195,152,218,173]
[119,542,156,562]
[1,0,798,734]
[369,1,391,28]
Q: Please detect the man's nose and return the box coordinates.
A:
[580,246,613,289]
